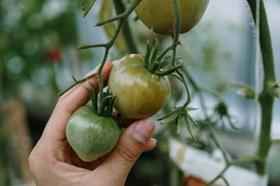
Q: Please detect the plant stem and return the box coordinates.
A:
[170,161,184,186]
[112,0,138,53]
[205,165,230,186]
[247,0,276,175]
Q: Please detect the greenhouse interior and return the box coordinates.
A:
[0,0,279,186]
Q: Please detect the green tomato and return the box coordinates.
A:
[135,0,209,35]
[109,54,170,120]
[66,106,121,162]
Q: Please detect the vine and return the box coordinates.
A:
[247,0,277,175]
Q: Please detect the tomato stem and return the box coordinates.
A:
[247,0,276,175]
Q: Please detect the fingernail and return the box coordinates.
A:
[133,120,155,144]
[150,138,157,144]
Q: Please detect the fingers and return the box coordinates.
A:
[42,62,113,142]
[113,111,137,128]
[90,119,156,186]
[144,138,157,152]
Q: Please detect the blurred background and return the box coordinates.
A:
[0,0,279,185]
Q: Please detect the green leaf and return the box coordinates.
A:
[81,0,96,17]
[186,112,198,127]
[176,115,185,134]
[183,115,196,140]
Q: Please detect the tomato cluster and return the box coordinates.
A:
[66,0,209,162]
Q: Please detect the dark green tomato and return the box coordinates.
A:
[135,0,209,35]
[66,106,121,162]
[109,54,170,120]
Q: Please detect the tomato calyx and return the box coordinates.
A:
[88,84,115,117]
[144,39,183,77]
[210,101,239,130]
[158,106,198,140]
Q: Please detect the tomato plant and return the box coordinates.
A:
[109,54,170,119]
[66,105,121,162]
[61,0,278,184]
[135,0,209,35]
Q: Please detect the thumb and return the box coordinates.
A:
[92,119,156,185]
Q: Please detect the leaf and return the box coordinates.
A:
[186,112,199,127]
[183,115,196,140]
[81,0,96,17]
[176,115,185,134]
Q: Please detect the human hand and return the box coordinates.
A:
[29,62,157,186]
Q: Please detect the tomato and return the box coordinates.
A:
[66,106,121,162]
[109,54,170,120]
[135,0,209,35]
[46,47,62,63]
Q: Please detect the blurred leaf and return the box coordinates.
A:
[176,115,185,134]
[81,0,96,17]
[183,115,196,140]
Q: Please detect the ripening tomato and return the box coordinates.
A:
[66,106,121,162]
[109,54,170,120]
[135,0,209,35]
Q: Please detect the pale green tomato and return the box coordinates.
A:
[135,0,209,35]
[66,106,121,162]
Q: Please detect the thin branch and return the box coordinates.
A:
[96,13,126,26]
[231,155,262,166]
[205,164,230,186]
[209,130,230,164]
[221,176,230,186]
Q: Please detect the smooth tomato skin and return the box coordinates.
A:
[136,0,209,35]
[109,54,170,120]
[66,106,121,162]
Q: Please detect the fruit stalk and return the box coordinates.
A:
[246,0,276,175]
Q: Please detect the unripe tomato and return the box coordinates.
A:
[109,54,170,119]
[66,106,121,162]
[135,0,209,35]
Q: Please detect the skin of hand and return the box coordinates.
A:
[28,62,157,186]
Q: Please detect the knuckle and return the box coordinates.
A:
[116,142,140,163]
[28,150,38,173]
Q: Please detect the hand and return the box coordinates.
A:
[29,62,157,186]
